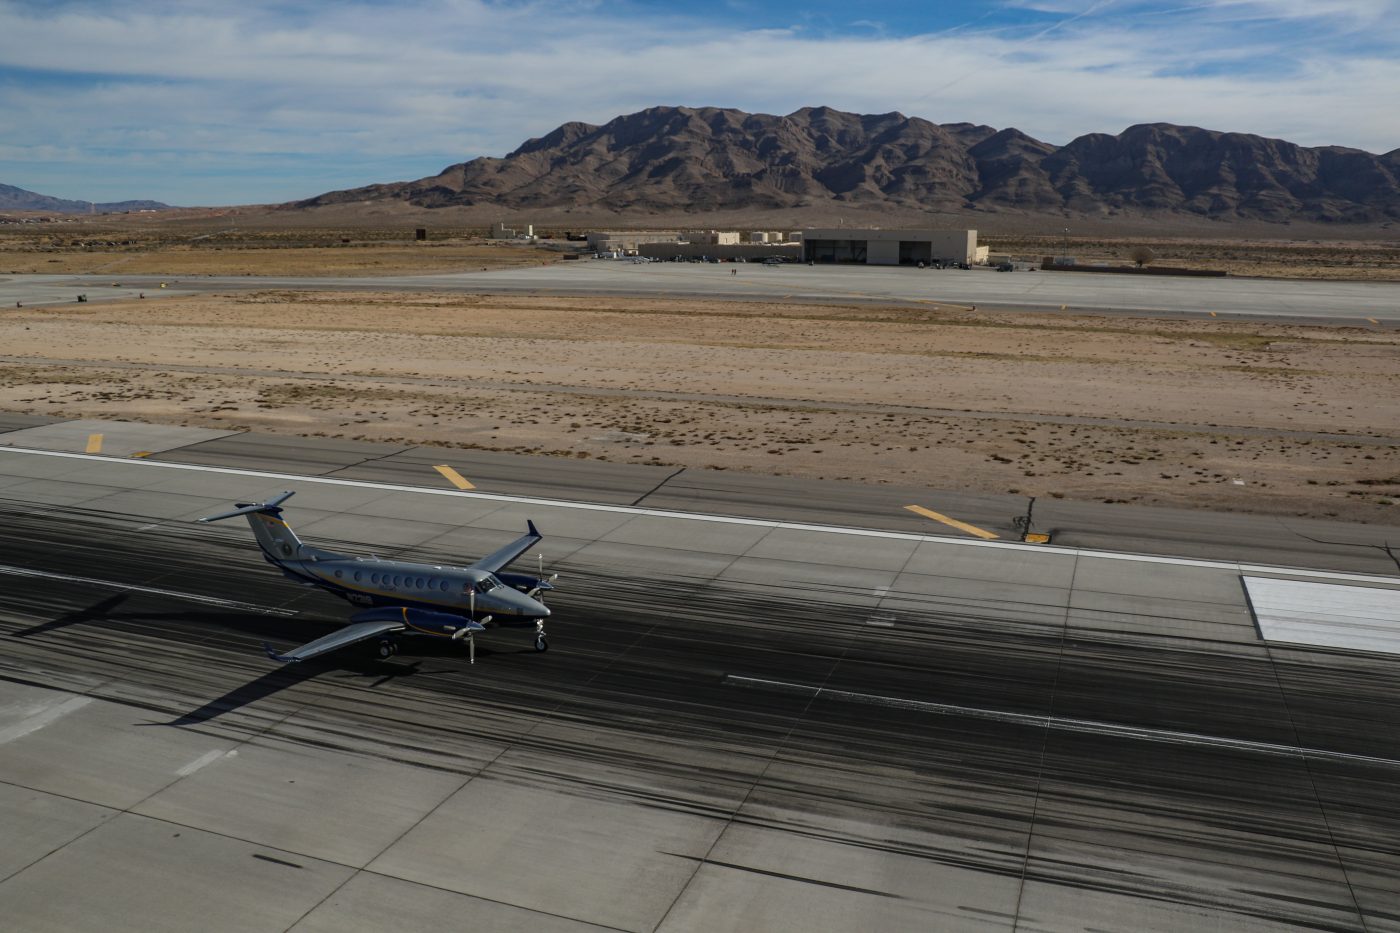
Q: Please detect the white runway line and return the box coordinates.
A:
[2,446,1397,586]
[0,696,91,745]
[725,675,1400,769]
[0,563,298,617]
[176,749,234,777]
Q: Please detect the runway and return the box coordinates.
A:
[2,260,1397,326]
[0,442,1398,931]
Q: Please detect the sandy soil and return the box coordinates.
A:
[2,291,1396,523]
[983,235,1400,281]
[0,233,557,276]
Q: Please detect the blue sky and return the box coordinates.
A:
[2,0,1397,205]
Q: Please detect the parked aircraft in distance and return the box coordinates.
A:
[200,491,554,663]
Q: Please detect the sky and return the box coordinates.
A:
[1,0,1397,205]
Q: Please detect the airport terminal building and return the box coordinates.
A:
[801,228,977,265]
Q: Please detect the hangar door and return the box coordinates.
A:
[899,240,933,265]
[804,239,868,263]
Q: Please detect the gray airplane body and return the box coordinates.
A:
[201,491,553,663]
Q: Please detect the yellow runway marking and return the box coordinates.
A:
[1368,317,1380,325]
[433,465,475,490]
[131,451,152,459]
[1024,533,1052,544]
[1208,311,1217,317]
[85,433,103,454]
[904,505,999,540]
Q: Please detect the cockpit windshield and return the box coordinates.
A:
[475,576,501,593]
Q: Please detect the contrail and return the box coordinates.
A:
[913,0,1118,102]
[1028,0,1119,41]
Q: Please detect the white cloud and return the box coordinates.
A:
[1,0,1396,203]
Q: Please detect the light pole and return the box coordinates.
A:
[1062,228,1069,261]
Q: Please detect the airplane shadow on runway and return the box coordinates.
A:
[11,593,464,725]
[10,592,132,638]
[156,640,478,726]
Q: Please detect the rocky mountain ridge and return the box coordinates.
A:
[0,183,170,214]
[299,106,1400,223]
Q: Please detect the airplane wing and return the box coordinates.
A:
[467,520,542,574]
[264,619,404,664]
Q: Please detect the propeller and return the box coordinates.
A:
[527,553,559,600]
[450,616,490,640]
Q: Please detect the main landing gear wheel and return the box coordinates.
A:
[377,639,398,660]
[534,636,549,653]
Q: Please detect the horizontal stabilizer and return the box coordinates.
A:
[200,490,296,523]
[469,521,544,574]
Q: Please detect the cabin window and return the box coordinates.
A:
[440,579,450,592]
[334,570,342,579]
[417,577,426,589]
[354,571,362,582]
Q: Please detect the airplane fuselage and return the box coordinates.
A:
[275,552,550,634]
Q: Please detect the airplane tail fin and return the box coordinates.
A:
[200,491,306,562]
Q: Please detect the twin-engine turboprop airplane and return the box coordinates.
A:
[200,491,555,664]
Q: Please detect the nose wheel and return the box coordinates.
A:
[376,638,398,660]
[534,619,549,652]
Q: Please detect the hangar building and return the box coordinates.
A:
[802,228,977,265]
[586,231,683,253]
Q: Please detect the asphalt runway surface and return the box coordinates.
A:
[1,440,1398,931]
[2,261,1397,325]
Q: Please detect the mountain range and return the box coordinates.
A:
[298,106,1400,224]
[0,183,169,214]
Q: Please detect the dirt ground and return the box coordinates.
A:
[982,235,1400,281]
[2,290,1396,523]
[0,229,557,276]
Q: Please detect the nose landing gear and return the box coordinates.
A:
[376,638,398,660]
[534,619,549,653]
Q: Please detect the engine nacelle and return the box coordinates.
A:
[350,606,484,635]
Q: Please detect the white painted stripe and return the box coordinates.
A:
[1,446,1397,586]
[176,749,230,777]
[725,675,1400,769]
[0,696,91,745]
[1245,576,1400,655]
[0,563,298,616]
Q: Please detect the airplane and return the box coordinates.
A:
[200,491,555,664]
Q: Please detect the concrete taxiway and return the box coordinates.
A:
[4,418,1398,575]
[1,424,1398,931]
[2,261,1397,325]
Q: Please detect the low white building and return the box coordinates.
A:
[688,230,741,246]
[586,231,683,253]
